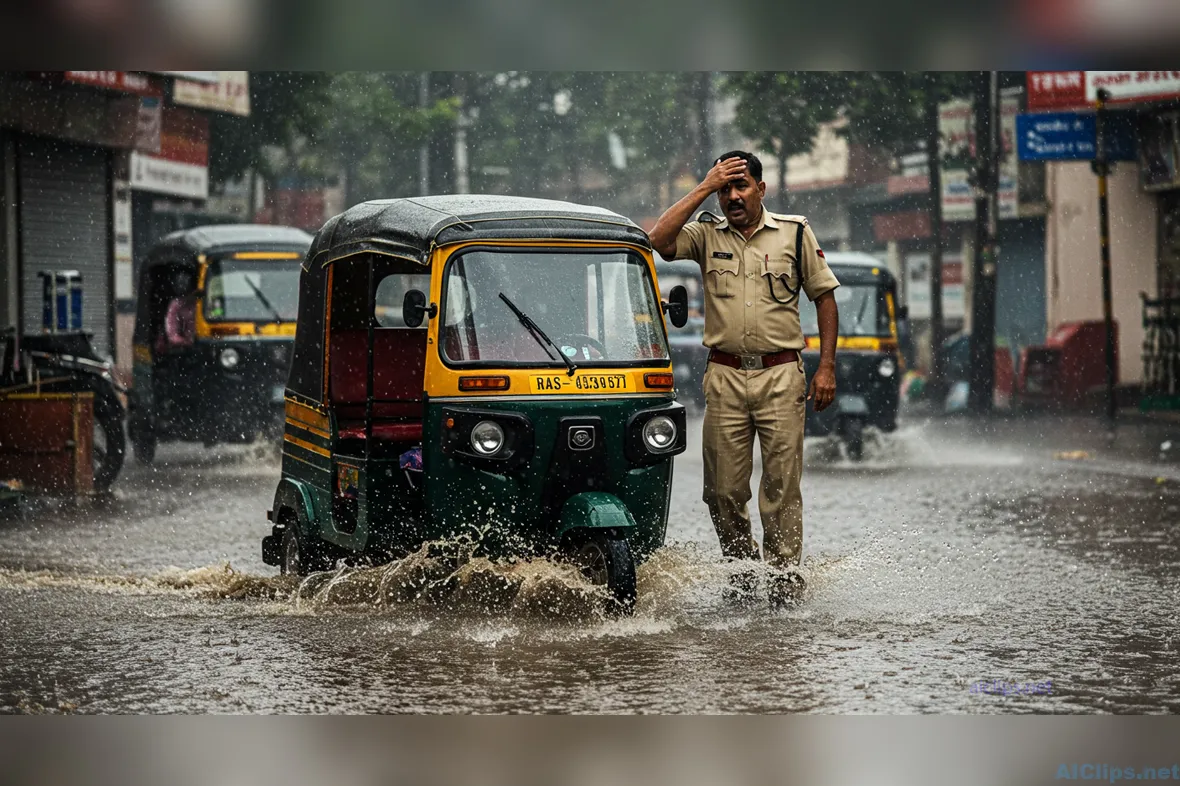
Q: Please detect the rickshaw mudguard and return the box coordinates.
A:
[272,477,319,538]
[557,492,638,538]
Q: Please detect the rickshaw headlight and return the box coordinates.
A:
[877,357,897,378]
[642,415,677,452]
[470,420,506,456]
[219,347,241,370]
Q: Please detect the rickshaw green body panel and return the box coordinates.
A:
[277,396,677,561]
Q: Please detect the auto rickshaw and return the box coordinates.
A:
[654,256,708,407]
[129,225,313,462]
[261,196,690,612]
[800,252,907,460]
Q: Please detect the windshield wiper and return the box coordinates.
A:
[498,293,577,376]
[242,277,284,324]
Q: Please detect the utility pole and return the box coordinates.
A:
[925,72,946,401]
[453,74,470,195]
[418,72,431,196]
[696,72,713,179]
[1093,88,1117,431]
[968,70,1000,414]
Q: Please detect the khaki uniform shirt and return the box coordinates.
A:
[673,209,840,355]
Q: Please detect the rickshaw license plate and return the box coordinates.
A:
[530,374,628,393]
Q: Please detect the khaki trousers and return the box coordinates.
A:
[702,358,807,568]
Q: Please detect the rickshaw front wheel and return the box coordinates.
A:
[844,418,865,461]
[566,531,637,615]
[281,523,335,577]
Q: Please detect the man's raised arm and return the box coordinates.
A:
[649,156,748,259]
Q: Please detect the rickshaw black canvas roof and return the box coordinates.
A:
[150,224,313,265]
[309,195,651,269]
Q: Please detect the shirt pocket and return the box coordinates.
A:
[705,256,740,298]
[762,254,800,303]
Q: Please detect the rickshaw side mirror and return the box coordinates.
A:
[402,289,435,328]
[665,285,689,329]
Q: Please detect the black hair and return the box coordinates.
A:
[714,150,762,182]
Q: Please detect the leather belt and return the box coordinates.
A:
[708,348,798,371]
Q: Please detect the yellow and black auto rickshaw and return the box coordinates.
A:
[261,196,690,612]
[800,251,907,459]
[129,225,313,462]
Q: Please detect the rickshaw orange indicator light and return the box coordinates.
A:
[644,373,674,389]
[445,417,455,429]
[232,251,303,260]
[458,376,510,391]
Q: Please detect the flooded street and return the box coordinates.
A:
[2,412,1179,714]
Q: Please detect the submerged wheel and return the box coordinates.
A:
[567,531,637,614]
[844,418,865,462]
[91,392,126,491]
[280,522,334,577]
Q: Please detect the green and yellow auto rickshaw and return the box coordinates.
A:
[800,252,908,460]
[262,196,690,611]
[129,225,312,462]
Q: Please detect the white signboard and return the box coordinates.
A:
[113,177,134,300]
[940,90,1020,222]
[903,252,965,321]
[173,71,251,117]
[1087,71,1180,103]
[130,151,209,200]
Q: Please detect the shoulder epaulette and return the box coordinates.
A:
[696,210,721,224]
[773,213,808,226]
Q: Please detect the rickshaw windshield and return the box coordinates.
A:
[204,257,301,322]
[800,281,891,337]
[441,248,670,366]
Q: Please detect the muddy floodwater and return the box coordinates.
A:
[1,414,1179,713]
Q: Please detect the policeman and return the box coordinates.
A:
[649,151,839,604]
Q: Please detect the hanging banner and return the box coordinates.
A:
[940,90,1020,222]
[172,71,250,117]
[129,107,209,199]
[904,252,965,321]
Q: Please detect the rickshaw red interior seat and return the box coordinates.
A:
[330,329,426,441]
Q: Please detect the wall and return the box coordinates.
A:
[1045,162,1157,384]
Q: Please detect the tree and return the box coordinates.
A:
[309,72,457,205]
[207,71,331,190]
[837,72,974,397]
[724,72,843,210]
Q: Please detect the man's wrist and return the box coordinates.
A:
[818,358,836,371]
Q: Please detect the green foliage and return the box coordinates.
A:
[838,71,974,157]
[208,71,331,187]
[723,72,844,193]
[311,72,457,202]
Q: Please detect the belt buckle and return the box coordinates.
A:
[740,354,763,370]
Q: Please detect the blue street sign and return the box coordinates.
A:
[1017,112,1137,161]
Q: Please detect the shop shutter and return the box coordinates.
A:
[19,137,112,356]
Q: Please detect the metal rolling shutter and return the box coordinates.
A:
[19,137,112,356]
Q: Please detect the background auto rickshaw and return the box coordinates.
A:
[654,256,708,407]
[262,196,689,612]
[800,252,907,459]
[129,225,312,462]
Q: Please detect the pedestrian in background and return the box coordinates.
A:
[649,151,840,605]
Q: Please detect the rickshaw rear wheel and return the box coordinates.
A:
[566,531,637,615]
[280,522,335,577]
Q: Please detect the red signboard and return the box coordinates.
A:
[1027,71,1086,110]
[159,107,209,166]
[1029,70,1180,111]
[63,71,161,97]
